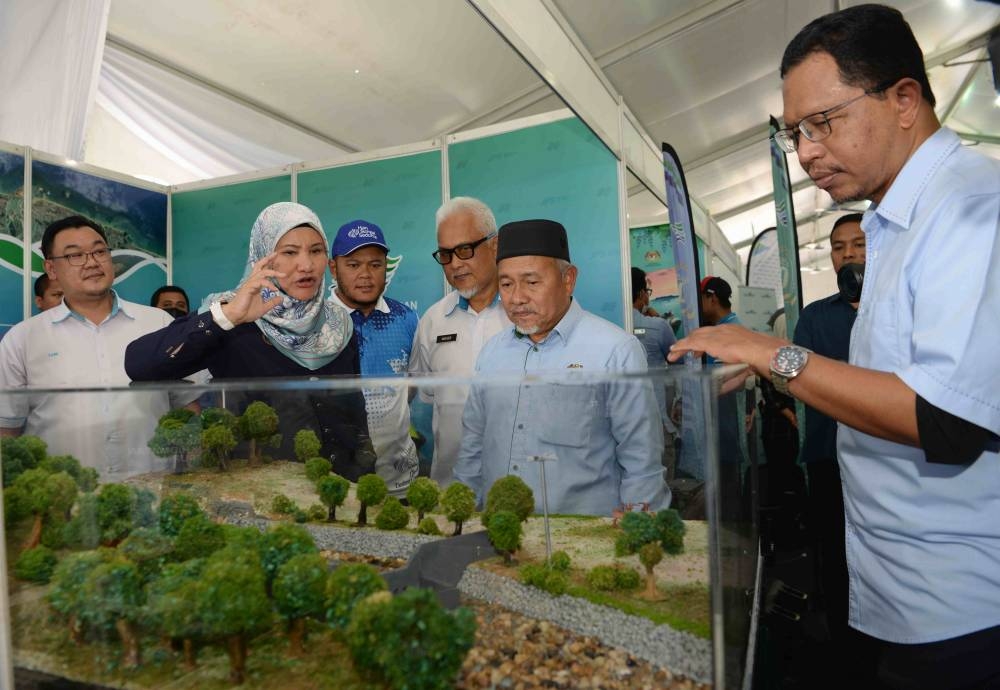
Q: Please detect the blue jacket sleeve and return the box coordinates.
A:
[125,311,225,381]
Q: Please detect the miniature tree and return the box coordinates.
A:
[238,401,281,464]
[222,524,263,554]
[487,510,522,565]
[325,562,387,631]
[14,545,58,583]
[158,493,204,537]
[201,406,238,431]
[406,477,440,522]
[440,482,476,536]
[196,548,272,684]
[294,429,322,463]
[482,475,534,528]
[118,527,175,583]
[519,563,568,596]
[174,513,226,562]
[200,424,237,471]
[39,454,98,492]
[273,552,328,656]
[375,496,409,531]
[149,410,203,473]
[417,517,442,536]
[48,550,108,644]
[80,558,146,668]
[145,559,205,670]
[345,587,477,690]
[96,483,138,546]
[614,509,685,601]
[63,493,101,550]
[304,457,332,483]
[0,435,44,486]
[260,523,318,591]
[6,468,77,550]
[355,474,388,526]
[271,494,297,516]
[317,474,350,521]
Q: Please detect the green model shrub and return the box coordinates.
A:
[304,457,332,483]
[549,550,571,572]
[486,510,522,564]
[260,523,317,590]
[355,474,388,526]
[416,517,442,535]
[317,474,350,522]
[306,504,327,521]
[406,477,440,522]
[440,482,476,536]
[118,527,175,583]
[47,550,109,643]
[174,514,226,562]
[519,563,569,596]
[345,587,477,690]
[325,562,387,630]
[482,475,534,528]
[271,494,297,516]
[274,552,329,655]
[14,545,58,583]
[375,496,409,531]
[294,429,322,463]
[158,493,204,537]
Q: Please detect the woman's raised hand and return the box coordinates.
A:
[220,253,286,326]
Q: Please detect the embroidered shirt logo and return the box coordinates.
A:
[566,363,583,368]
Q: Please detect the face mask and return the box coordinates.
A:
[161,307,187,319]
[837,263,865,303]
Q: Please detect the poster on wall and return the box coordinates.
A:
[31,160,167,307]
[768,116,803,338]
[0,149,26,335]
[629,224,683,338]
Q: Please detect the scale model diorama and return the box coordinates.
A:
[3,401,712,689]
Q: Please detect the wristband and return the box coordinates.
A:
[210,301,236,331]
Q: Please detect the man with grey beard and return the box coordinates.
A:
[409,197,510,485]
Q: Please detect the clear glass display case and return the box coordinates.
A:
[1,367,757,690]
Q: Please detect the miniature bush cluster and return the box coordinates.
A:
[585,564,641,592]
[519,562,569,596]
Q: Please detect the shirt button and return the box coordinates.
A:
[512,464,519,471]
[517,424,524,429]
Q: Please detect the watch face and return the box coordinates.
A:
[774,346,807,375]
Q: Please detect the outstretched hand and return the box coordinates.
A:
[220,253,286,326]
[668,324,786,376]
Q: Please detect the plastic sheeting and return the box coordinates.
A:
[0,0,110,160]
[92,44,346,183]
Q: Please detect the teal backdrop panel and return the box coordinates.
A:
[448,118,623,325]
[297,151,442,314]
[171,176,291,309]
[0,149,25,334]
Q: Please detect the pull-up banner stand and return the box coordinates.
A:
[767,116,803,337]
[662,142,703,334]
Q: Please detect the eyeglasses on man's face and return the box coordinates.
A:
[773,79,897,154]
[48,247,112,266]
[432,232,497,265]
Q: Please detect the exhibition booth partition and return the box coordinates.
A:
[0,368,756,689]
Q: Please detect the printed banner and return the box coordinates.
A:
[768,116,803,338]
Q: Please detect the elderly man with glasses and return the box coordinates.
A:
[0,215,200,480]
[671,5,1000,688]
[408,197,511,485]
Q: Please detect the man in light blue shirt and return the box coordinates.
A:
[671,6,1000,687]
[454,219,669,517]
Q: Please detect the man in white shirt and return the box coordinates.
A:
[0,216,198,481]
[408,198,510,486]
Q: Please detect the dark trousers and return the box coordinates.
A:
[853,624,1000,689]
[805,459,849,644]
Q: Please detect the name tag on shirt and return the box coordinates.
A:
[633,328,647,335]
[436,333,458,343]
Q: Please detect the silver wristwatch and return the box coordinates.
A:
[769,345,811,395]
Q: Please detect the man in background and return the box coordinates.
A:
[150,285,190,317]
[408,197,510,486]
[33,273,63,311]
[329,219,420,497]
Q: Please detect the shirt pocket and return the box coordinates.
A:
[535,384,597,448]
[863,299,900,370]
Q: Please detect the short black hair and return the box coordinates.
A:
[630,267,648,302]
[780,4,935,108]
[41,215,107,259]
[150,285,191,309]
[34,273,51,298]
[830,212,865,242]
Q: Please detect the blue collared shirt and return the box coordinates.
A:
[841,127,1000,643]
[454,299,669,516]
[632,308,676,429]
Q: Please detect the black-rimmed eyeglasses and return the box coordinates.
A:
[772,79,897,154]
[48,247,112,266]
[432,232,497,265]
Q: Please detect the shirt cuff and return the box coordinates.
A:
[210,301,236,331]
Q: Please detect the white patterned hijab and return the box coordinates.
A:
[201,202,352,370]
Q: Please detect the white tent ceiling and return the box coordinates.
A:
[82,0,1000,274]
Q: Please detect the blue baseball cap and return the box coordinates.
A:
[331,219,389,258]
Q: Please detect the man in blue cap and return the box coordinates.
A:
[454,219,670,516]
[329,219,419,496]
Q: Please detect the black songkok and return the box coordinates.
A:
[496,219,570,263]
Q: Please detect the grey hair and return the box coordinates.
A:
[435,197,496,238]
[555,259,573,276]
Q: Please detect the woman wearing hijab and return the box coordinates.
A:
[125,202,375,480]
